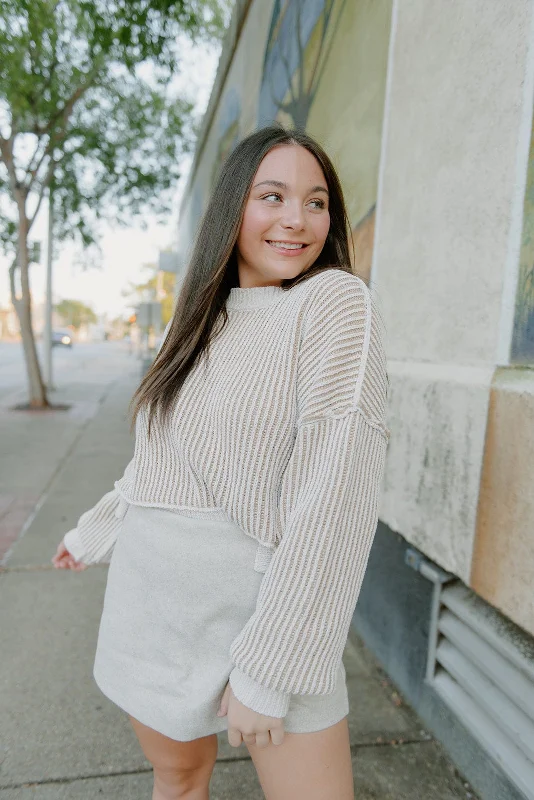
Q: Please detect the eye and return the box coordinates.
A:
[308,198,326,210]
[261,192,283,202]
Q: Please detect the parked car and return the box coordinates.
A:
[52,329,73,348]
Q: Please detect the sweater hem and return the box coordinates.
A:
[113,487,233,521]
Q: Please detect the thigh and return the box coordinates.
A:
[129,714,218,776]
[245,717,354,800]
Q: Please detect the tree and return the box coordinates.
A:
[55,298,97,330]
[0,0,231,408]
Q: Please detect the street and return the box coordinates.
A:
[0,341,140,565]
[0,340,477,799]
[0,340,136,404]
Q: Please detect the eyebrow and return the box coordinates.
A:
[253,179,329,195]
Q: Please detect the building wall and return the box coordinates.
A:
[176,3,534,795]
[176,0,534,635]
[375,0,534,635]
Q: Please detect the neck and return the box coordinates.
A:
[226,284,287,310]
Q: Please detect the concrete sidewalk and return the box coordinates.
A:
[0,347,477,799]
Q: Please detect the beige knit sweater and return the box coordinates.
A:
[64,267,390,719]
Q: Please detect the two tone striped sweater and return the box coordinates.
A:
[64,268,390,719]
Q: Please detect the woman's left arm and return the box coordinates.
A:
[228,275,390,719]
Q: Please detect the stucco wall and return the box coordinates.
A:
[376,0,534,632]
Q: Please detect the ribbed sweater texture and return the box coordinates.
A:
[64,268,390,719]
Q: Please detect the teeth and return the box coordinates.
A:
[267,241,305,250]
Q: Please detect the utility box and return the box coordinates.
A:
[136,301,162,331]
[158,251,180,274]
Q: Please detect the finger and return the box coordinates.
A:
[227,727,243,748]
[254,731,271,749]
[217,682,230,716]
[242,733,256,746]
[270,725,285,746]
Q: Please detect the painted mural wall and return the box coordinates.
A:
[512,109,534,363]
[178,0,392,283]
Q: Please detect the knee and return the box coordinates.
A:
[153,765,208,798]
[129,716,218,797]
[150,741,217,775]
[151,737,218,797]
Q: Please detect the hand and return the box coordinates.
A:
[51,539,88,572]
[217,681,285,749]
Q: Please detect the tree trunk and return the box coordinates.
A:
[11,213,49,408]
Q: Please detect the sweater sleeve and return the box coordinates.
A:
[63,324,170,565]
[228,274,390,718]
[63,457,135,565]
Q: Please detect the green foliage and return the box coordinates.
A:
[0,0,232,251]
[55,297,98,328]
[0,0,232,405]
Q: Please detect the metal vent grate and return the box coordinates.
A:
[427,581,534,800]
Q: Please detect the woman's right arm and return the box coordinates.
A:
[61,457,135,565]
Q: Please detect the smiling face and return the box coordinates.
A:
[235,144,331,288]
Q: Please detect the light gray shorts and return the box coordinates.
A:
[93,503,349,742]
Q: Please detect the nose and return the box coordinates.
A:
[280,200,305,230]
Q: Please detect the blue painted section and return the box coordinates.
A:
[258,0,327,127]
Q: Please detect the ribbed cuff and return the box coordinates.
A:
[229,667,290,718]
[63,529,87,563]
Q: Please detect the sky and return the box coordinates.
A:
[0,37,221,321]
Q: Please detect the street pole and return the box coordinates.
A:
[44,175,54,389]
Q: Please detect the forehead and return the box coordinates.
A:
[254,144,326,185]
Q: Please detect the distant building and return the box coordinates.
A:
[0,301,64,339]
[0,305,19,340]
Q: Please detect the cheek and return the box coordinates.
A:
[312,213,330,248]
[237,207,273,251]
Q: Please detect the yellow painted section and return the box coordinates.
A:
[471,370,534,636]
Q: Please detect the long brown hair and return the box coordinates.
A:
[130,124,356,433]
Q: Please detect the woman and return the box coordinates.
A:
[52,124,389,800]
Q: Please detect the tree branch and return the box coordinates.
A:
[27,157,56,234]
[0,134,20,196]
[25,69,99,195]
[36,59,104,139]
[9,252,19,303]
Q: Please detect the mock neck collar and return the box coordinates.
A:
[226,284,288,310]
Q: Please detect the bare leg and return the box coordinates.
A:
[245,716,353,800]
[129,715,218,800]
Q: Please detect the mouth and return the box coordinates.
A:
[265,240,309,254]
